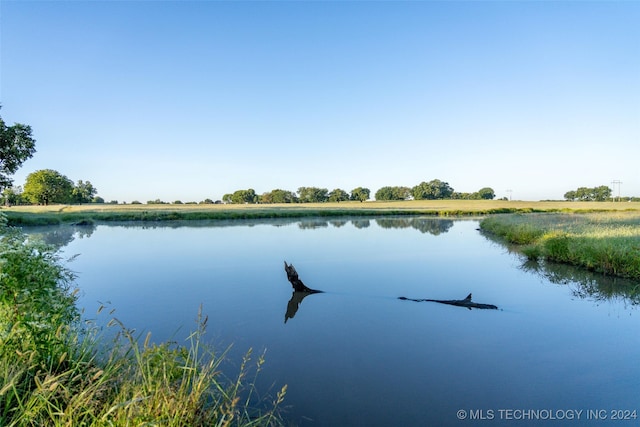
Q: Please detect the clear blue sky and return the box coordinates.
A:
[1,0,638,202]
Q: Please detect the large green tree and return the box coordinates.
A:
[0,110,37,190]
[23,169,74,205]
[592,185,612,201]
[564,185,612,201]
[476,187,496,200]
[375,186,410,201]
[230,188,258,204]
[411,179,454,200]
[71,180,98,204]
[1,186,25,206]
[328,188,350,202]
[350,187,370,202]
[297,187,329,203]
[260,189,297,204]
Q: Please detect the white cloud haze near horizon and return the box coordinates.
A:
[1,1,638,202]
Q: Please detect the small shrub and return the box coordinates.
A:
[521,244,543,260]
[541,232,571,261]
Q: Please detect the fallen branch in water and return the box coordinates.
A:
[398,293,498,310]
[282,262,498,321]
[283,261,323,293]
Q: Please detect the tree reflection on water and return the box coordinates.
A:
[482,229,639,307]
[521,259,640,307]
[24,223,97,251]
[375,217,454,235]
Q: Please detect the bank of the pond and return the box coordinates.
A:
[480,212,640,280]
[0,226,285,426]
[4,200,640,226]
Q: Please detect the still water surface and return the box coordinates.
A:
[27,218,640,426]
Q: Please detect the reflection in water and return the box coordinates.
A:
[20,216,457,240]
[351,219,370,229]
[376,217,454,235]
[285,291,316,323]
[329,219,348,228]
[521,260,640,306]
[297,220,329,229]
[482,230,640,307]
[24,223,97,250]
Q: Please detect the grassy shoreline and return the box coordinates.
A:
[4,200,640,226]
[0,225,286,426]
[480,212,640,280]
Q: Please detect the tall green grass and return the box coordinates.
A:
[480,212,640,280]
[0,218,285,426]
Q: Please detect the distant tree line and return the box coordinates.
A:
[222,187,372,204]
[563,186,612,202]
[373,180,494,201]
[220,180,495,204]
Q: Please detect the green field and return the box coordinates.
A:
[4,200,640,226]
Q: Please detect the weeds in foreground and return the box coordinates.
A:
[0,219,285,426]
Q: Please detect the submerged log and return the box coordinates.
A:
[284,261,323,293]
[398,293,498,310]
[283,262,323,323]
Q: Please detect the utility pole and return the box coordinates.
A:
[611,180,622,202]
[506,189,512,201]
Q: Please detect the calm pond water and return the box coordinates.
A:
[26,218,640,426]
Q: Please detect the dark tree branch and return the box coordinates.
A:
[398,293,498,310]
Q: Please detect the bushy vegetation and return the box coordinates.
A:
[0,217,285,426]
[222,180,496,203]
[480,212,640,279]
[564,185,612,202]
[375,186,411,201]
[373,180,495,201]
[349,187,370,202]
[0,110,36,190]
[21,170,98,205]
[451,187,496,200]
[146,199,168,205]
[411,179,454,200]
[223,189,259,204]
